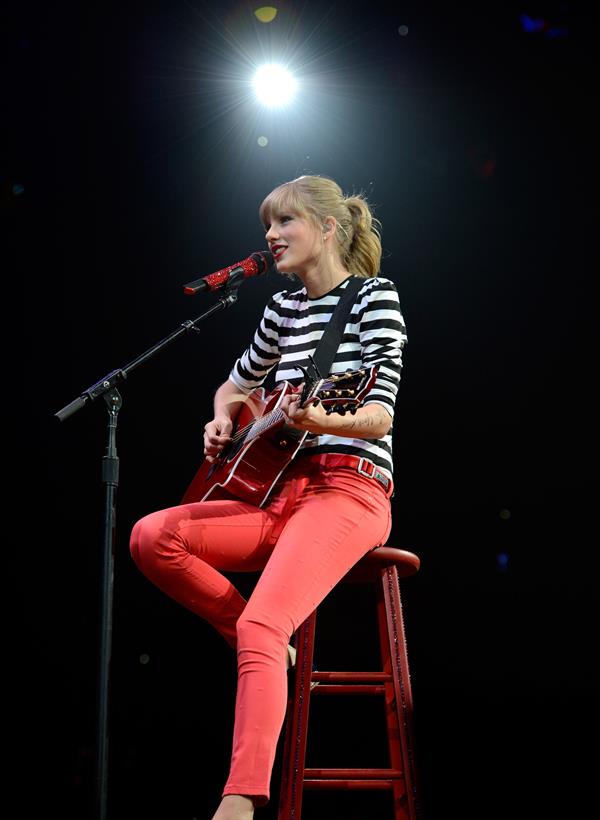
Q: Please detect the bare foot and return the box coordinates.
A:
[211,794,255,820]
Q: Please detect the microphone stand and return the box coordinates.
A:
[55,284,243,820]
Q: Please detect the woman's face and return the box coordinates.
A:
[264,211,322,275]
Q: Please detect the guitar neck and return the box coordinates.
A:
[246,406,287,441]
[238,366,378,443]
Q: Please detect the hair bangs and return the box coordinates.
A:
[259,181,310,228]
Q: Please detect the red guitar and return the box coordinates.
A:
[181,365,379,507]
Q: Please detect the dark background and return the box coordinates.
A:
[7,1,597,818]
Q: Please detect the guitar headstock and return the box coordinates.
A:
[298,365,379,416]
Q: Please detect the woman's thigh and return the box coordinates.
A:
[130,496,279,573]
[241,468,392,636]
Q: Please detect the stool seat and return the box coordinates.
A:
[344,547,420,582]
[278,545,422,820]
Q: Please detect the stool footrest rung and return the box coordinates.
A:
[312,671,392,683]
[311,684,386,695]
[304,779,396,791]
[304,768,403,780]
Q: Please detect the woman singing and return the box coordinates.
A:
[129,174,407,819]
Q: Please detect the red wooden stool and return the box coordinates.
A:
[278,546,421,820]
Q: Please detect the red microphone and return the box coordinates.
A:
[183,250,274,295]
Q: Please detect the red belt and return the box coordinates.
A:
[302,454,393,496]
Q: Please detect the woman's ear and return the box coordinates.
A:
[322,216,336,238]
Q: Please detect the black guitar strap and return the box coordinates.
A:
[311,275,365,378]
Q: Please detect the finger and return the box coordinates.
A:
[207,434,229,447]
[204,439,222,454]
[286,396,301,413]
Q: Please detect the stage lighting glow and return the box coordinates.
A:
[252,64,297,107]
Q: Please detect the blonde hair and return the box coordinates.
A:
[259,175,382,279]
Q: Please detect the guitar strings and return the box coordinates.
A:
[230,408,283,443]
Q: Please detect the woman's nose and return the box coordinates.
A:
[265,225,278,241]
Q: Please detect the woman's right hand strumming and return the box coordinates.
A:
[204,416,233,463]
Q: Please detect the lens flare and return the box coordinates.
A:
[254,7,278,24]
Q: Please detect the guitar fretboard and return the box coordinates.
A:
[246,407,286,442]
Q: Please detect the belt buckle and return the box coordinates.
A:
[357,457,375,479]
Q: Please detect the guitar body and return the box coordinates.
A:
[181,382,307,507]
[181,365,379,508]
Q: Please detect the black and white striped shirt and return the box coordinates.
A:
[229,275,407,477]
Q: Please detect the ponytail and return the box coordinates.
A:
[344,195,382,279]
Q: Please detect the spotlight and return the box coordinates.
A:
[252,64,297,108]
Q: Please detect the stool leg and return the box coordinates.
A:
[377,565,421,820]
[278,610,317,820]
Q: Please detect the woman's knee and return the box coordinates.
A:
[130,506,200,581]
[236,612,289,656]
[130,516,152,568]
[129,512,170,576]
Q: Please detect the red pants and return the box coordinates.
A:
[129,455,393,805]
